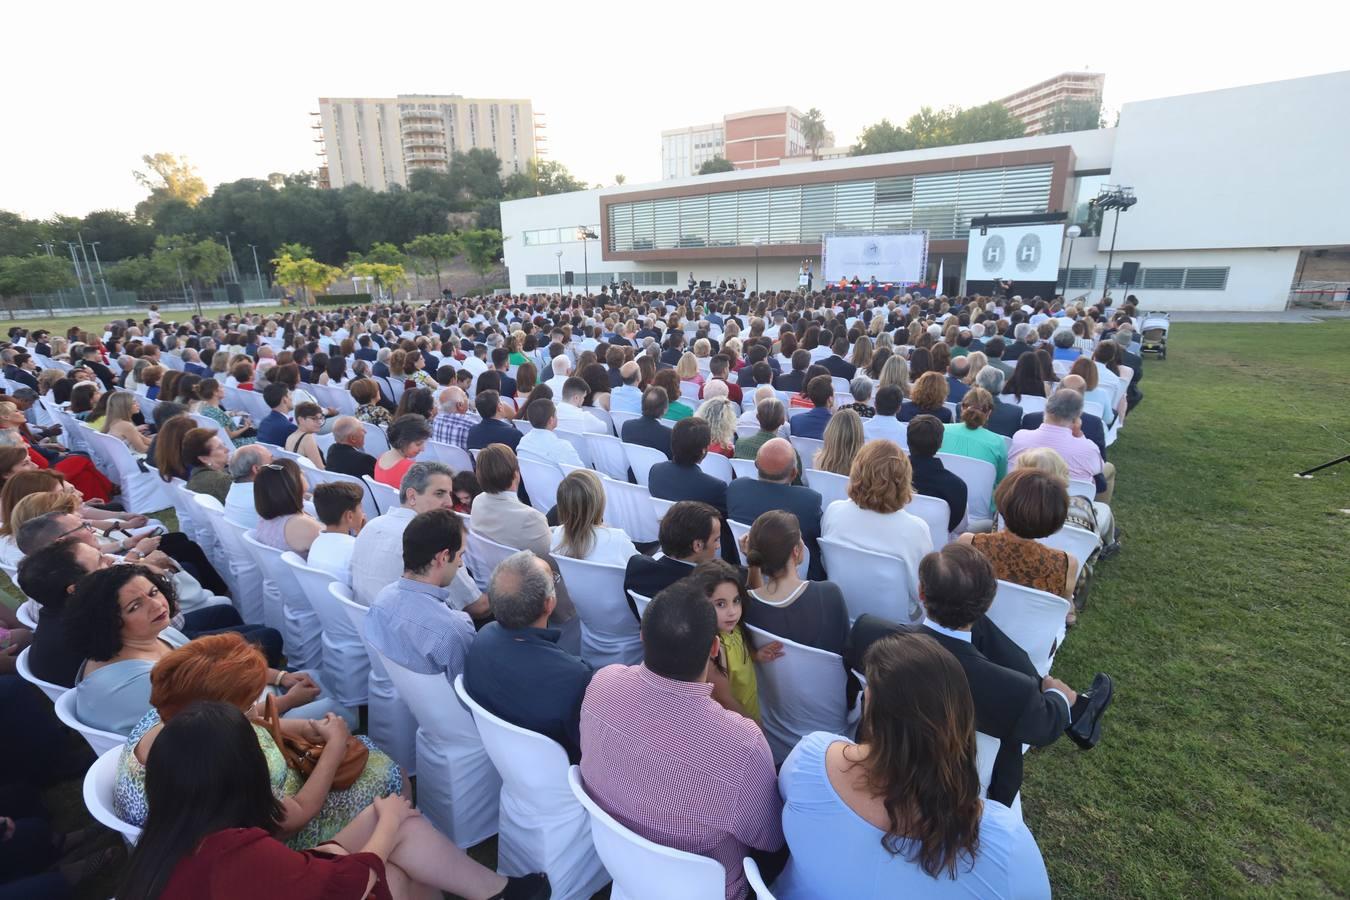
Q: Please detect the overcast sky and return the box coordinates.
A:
[2,0,1343,220]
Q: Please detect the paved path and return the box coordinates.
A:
[1166,309,1350,324]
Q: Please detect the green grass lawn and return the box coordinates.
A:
[5,321,1347,898]
[1,303,304,337]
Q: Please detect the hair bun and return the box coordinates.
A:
[746,549,764,567]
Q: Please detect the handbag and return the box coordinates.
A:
[256,694,368,790]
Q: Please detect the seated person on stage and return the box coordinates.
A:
[847,544,1113,807]
[776,632,1051,899]
[579,578,785,900]
[464,550,594,763]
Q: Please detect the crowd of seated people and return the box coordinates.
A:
[0,285,1146,898]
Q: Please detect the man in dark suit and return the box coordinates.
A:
[354,335,378,362]
[75,346,116,390]
[623,500,722,612]
[648,418,738,564]
[819,338,856,380]
[659,332,686,367]
[3,351,39,390]
[466,390,521,452]
[907,415,967,534]
[620,387,673,458]
[325,416,377,479]
[292,349,317,384]
[736,346,772,389]
[256,383,297,447]
[1002,324,1036,364]
[788,375,833,440]
[1112,329,1144,410]
[946,357,971,404]
[848,544,1112,807]
[1021,375,1107,462]
[490,348,517,398]
[727,437,825,580]
[983,337,1013,378]
[773,349,812,394]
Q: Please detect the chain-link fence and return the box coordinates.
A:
[3,276,275,318]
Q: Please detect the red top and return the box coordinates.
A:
[160,827,389,900]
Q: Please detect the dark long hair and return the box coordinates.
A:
[853,633,982,878]
[117,701,283,899]
[68,564,180,662]
[1003,353,1046,401]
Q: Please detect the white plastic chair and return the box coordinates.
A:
[55,689,126,755]
[189,413,235,453]
[375,651,500,847]
[1017,395,1047,416]
[728,519,809,579]
[16,599,39,630]
[169,481,231,592]
[195,495,266,626]
[329,583,417,775]
[362,421,390,455]
[937,452,997,531]
[282,552,367,708]
[729,457,758,480]
[585,433,630,481]
[609,409,641,434]
[987,580,1072,677]
[304,467,381,522]
[84,430,173,513]
[554,556,642,666]
[976,731,1000,798]
[362,475,401,516]
[518,456,564,514]
[650,496,676,520]
[697,452,733,484]
[309,382,358,416]
[621,442,666,487]
[803,468,848,509]
[745,623,848,764]
[454,676,609,899]
[569,766,726,900]
[84,747,142,844]
[627,590,653,619]
[16,646,65,702]
[466,529,522,592]
[601,477,660,544]
[906,494,953,551]
[743,857,778,900]
[554,428,594,468]
[817,536,920,623]
[420,439,473,473]
[1039,524,1099,571]
[1067,479,1097,500]
[242,532,323,671]
[230,388,272,423]
[789,435,824,462]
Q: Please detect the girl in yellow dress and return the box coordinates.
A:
[691,560,783,723]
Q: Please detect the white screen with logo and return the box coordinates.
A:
[965,224,1065,282]
[822,233,927,284]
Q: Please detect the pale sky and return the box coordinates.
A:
[2,0,1344,220]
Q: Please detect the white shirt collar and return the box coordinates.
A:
[923,617,972,643]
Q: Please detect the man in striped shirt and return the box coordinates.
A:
[579,579,784,899]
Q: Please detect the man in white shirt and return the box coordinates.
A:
[350,460,487,617]
[554,377,606,433]
[517,399,583,468]
[863,385,908,448]
[610,362,643,414]
[307,481,366,585]
[223,444,273,528]
[543,355,572,395]
[460,346,489,378]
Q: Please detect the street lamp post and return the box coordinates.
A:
[555,250,564,297]
[65,243,91,308]
[753,240,764,296]
[248,245,264,301]
[1089,186,1137,303]
[577,227,598,297]
[87,242,114,308]
[1061,225,1082,299]
[76,234,103,312]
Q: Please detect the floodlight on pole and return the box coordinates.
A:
[1062,224,1082,297]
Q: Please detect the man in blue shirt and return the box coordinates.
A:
[255,382,296,446]
[364,508,476,688]
[788,375,833,440]
[463,550,593,762]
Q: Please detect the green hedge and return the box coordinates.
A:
[315,293,371,306]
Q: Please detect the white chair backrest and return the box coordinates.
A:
[584,432,630,481]
[735,422,761,440]
[55,689,126,755]
[680,380,702,403]
[728,519,809,579]
[242,530,321,669]
[817,536,920,623]
[743,857,778,900]
[452,674,572,807]
[16,598,40,630]
[987,580,1071,677]
[304,467,381,522]
[697,451,734,484]
[609,409,641,433]
[85,429,174,513]
[569,766,726,900]
[745,623,848,764]
[16,646,66,702]
[906,494,952,551]
[1082,399,1105,421]
[621,441,666,487]
[1067,478,1096,500]
[650,496,676,520]
[84,747,142,844]
[729,457,759,480]
[976,732,1000,797]
[420,439,473,473]
[195,495,267,626]
[789,435,824,461]
[362,421,390,455]
[189,413,235,453]
[601,476,660,544]
[1038,524,1099,568]
[937,452,997,524]
[466,529,520,592]
[553,428,593,468]
[554,556,642,667]
[518,455,565,514]
[231,388,272,423]
[362,475,401,516]
[282,552,368,708]
[627,590,653,618]
[1018,395,1047,416]
[803,468,848,509]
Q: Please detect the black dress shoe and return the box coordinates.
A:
[1066,672,1114,749]
[489,873,550,900]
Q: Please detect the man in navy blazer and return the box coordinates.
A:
[466,390,521,452]
[773,349,812,394]
[354,335,378,362]
[623,500,723,614]
[647,418,738,564]
[788,375,833,441]
[819,337,857,380]
[490,348,517,398]
[620,387,673,459]
[727,437,825,580]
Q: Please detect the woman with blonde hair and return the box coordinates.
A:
[941,387,1008,481]
[696,397,739,457]
[849,335,873,372]
[963,350,988,385]
[812,408,865,476]
[0,490,80,568]
[676,351,704,388]
[550,468,637,566]
[877,355,911,399]
[101,391,152,455]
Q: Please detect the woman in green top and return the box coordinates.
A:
[507,332,530,367]
[181,427,233,504]
[941,387,1008,482]
[652,369,693,420]
[692,560,784,723]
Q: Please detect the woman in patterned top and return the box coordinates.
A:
[350,378,392,428]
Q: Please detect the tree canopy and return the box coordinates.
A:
[852,103,1025,156]
[697,156,735,175]
[1042,97,1106,135]
[133,153,208,224]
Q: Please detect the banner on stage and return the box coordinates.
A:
[822,233,927,284]
[965,223,1065,283]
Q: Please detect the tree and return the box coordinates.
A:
[276,241,313,260]
[850,119,914,156]
[504,159,587,198]
[273,253,342,306]
[154,235,230,286]
[944,102,1025,146]
[106,255,175,291]
[0,255,77,317]
[403,233,460,296]
[359,242,408,268]
[614,174,626,186]
[801,108,828,159]
[133,152,208,224]
[345,261,408,301]
[457,228,503,287]
[852,103,1024,156]
[697,156,735,175]
[1042,97,1105,135]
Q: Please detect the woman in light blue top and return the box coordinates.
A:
[941,387,1009,483]
[775,632,1050,899]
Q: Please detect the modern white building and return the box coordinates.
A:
[504,71,1350,311]
[661,123,725,180]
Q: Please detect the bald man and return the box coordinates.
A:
[431,386,475,449]
[611,361,643,414]
[726,437,826,579]
[326,415,377,479]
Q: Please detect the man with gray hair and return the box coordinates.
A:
[462,550,593,762]
[1112,327,1144,410]
[1010,385,1115,501]
[976,366,1023,437]
[947,356,971,403]
[326,415,376,478]
[544,354,572,395]
[737,385,777,430]
[430,386,474,448]
[224,444,273,527]
[1005,322,1036,363]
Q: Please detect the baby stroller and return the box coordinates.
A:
[1140,312,1170,359]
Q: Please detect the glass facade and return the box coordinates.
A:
[608,163,1054,252]
[525,270,679,288]
[522,225,602,247]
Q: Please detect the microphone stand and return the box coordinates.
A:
[1295,455,1350,478]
